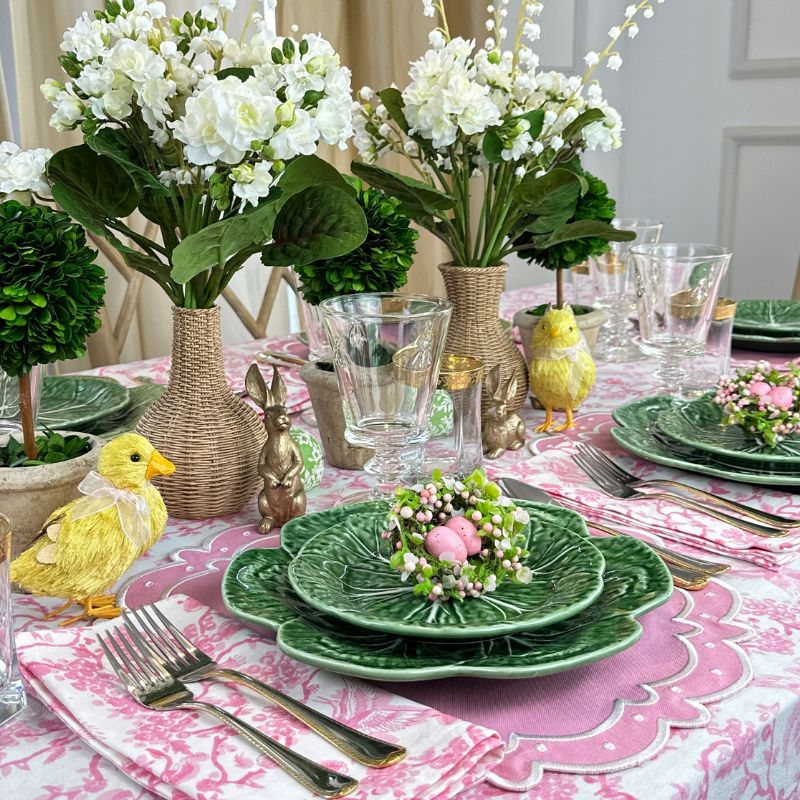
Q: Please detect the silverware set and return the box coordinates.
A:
[98,604,405,798]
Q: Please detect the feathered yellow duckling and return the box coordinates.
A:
[529,305,596,433]
[10,433,174,626]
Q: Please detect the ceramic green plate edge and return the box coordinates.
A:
[40,375,130,429]
[221,505,673,680]
[656,399,800,465]
[286,511,607,640]
[611,397,800,487]
[734,299,800,333]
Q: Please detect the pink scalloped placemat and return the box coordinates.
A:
[117,520,753,793]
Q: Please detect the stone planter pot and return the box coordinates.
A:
[513,304,608,363]
[299,362,372,470]
[0,431,102,560]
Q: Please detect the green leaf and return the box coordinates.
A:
[47,144,139,218]
[50,183,110,236]
[277,154,355,201]
[377,87,409,133]
[351,161,454,222]
[560,108,606,144]
[85,129,168,195]
[170,196,283,283]
[518,109,545,139]
[535,220,636,248]
[260,185,368,268]
[482,130,504,164]
[216,67,255,81]
[518,207,576,236]
[514,168,582,217]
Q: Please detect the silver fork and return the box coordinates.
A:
[98,627,358,798]
[573,444,793,539]
[580,442,800,529]
[122,605,405,768]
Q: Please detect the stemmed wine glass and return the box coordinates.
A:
[321,293,451,499]
[590,218,663,362]
[630,244,731,400]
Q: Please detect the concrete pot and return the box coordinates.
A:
[513,304,608,363]
[299,363,372,470]
[0,431,102,559]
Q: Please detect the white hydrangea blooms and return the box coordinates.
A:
[0,142,53,198]
[357,0,660,177]
[44,0,353,208]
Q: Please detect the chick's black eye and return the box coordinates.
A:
[568,326,573,332]
[130,453,141,462]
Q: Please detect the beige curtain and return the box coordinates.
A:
[278,0,486,297]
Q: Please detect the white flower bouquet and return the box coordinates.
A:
[39,0,366,308]
[352,0,662,280]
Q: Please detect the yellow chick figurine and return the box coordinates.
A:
[529,305,596,433]
[11,432,174,626]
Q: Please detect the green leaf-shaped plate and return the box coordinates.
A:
[657,397,800,464]
[611,396,800,487]
[731,332,800,354]
[733,299,800,335]
[287,512,606,639]
[222,501,672,680]
[39,376,130,431]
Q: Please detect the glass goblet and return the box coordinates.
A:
[590,218,663,363]
[321,293,451,499]
[630,244,731,400]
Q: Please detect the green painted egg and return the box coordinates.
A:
[290,427,325,490]
[430,389,454,438]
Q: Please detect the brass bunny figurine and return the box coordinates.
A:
[245,363,307,533]
[482,364,526,459]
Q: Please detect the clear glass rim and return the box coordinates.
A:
[613,217,664,231]
[630,243,731,261]
[319,292,452,322]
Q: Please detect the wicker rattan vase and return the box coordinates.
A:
[438,262,528,414]
[136,306,266,518]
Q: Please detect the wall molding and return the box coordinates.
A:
[730,0,800,79]
[718,127,800,295]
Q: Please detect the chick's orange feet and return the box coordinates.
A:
[57,595,125,627]
[552,408,576,433]
[534,407,554,433]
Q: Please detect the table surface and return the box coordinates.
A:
[4,285,800,800]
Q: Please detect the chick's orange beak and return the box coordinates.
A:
[549,327,561,338]
[146,449,175,480]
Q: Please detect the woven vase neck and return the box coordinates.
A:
[169,305,228,390]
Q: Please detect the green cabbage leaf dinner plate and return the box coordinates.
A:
[287,511,606,639]
[733,299,800,335]
[657,396,800,463]
[38,376,130,430]
[222,501,672,680]
[611,397,800,487]
[731,332,800,354]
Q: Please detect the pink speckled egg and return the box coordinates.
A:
[768,386,794,411]
[426,526,468,563]
[444,516,483,556]
[750,381,771,397]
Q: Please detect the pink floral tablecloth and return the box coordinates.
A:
[5,286,800,800]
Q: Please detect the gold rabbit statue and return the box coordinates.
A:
[245,363,307,533]
[482,364,527,459]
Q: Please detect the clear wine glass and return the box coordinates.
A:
[590,218,663,362]
[321,293,451,499]
[630,243,731,399]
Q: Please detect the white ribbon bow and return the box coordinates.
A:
[530,339,590,401]
[71,471,152,549]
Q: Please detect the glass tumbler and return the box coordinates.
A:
[679,298,736,398]
[321,293,451,498]
[569,262,595,308]
[1,514,26,726]
[630,244,731,399]
[590,218,663,363]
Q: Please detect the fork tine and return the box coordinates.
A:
[128,607,187,667]
[115,628,169,684]
[104,630,150,690]
[572,452,618,495]
[581,444,635,483]
[579,450,626,487]
[122,615,170,669]
[148,604,201,658]
[98,632,138,691]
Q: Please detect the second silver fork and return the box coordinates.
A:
[122,604,406,768]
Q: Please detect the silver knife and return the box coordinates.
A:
[496,475,729,578]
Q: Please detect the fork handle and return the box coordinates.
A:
[188,700,358,798]
[643,491,790,538]
[211,667,406,767]
[635,479,800,530]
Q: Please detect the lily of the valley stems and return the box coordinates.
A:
[352,0,663,300]
[39,0,367,309]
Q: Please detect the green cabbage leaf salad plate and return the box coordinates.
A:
[222,500,673,681]
[658,396,800,463]
[38,376,129,429]
[733,299,800,335]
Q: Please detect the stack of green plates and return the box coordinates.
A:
[732,299,800,353]
[222,500,672,681]
[611,395,800,487]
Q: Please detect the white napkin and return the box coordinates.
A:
[16,595,504,800]
[510,446,800,570]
